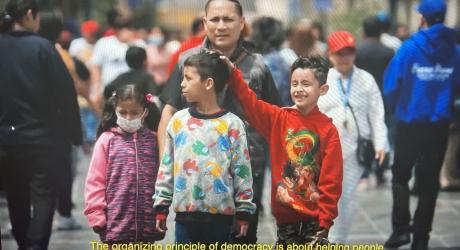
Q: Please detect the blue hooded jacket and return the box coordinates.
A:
[384,24,460,123]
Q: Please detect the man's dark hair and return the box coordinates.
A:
[425,14,445,27]
[205,0,243,17]
[38,12,63,43]
[290,56,330,85]
[250,16,284,54]
[184,51,230,93]
[126,46,146,70]
[363,16,382,38]
[113,16,134,30]
[191,17,204,35]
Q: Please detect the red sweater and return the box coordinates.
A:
[229,69,343,229]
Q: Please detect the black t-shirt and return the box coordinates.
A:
[104,69,161,100]
[0,31,82,145]
[356,40,394,92]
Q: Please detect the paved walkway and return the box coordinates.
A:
[1,153,460,250]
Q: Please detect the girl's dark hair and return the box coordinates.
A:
[0,0,39,33]
[97,84,161,137]
[250,16,284,54]
[290,56,331,85]
[184,51,230,93]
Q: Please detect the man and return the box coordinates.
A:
[355,16,394,186]
[376,11,402,52]
[89,16,145,114]
[383,1,460,249]
[0,0,82,249]
[158,0,281,243]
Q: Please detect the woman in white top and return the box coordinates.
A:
[318,31,388,243]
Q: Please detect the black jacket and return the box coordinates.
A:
[0,31,82,145]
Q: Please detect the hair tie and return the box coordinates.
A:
[145,93,155,103]
[1,12,11,22]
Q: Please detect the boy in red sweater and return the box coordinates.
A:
[222,55,343,244]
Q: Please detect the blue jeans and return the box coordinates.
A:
[80,107,98,144]
[175,220,232,244]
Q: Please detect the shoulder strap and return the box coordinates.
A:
[347,102,362,138]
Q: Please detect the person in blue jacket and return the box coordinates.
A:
[383,1,460,249]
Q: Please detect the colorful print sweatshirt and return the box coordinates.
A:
[229,68,343,229]
[153,107,256,222]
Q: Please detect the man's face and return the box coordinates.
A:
[204,0,244,53]
[290,68,328,111]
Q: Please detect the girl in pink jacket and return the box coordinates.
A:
[84,84,163,243]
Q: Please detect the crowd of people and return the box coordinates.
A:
[1,0,460,249]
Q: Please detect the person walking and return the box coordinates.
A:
[318,31,388,243]
[383,1,460,249]
[0,0,82,249]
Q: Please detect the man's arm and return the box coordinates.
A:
[158,104,177,157]
[158,64,184,156]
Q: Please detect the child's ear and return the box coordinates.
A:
[205,78,214,91]
[319,84,329,96]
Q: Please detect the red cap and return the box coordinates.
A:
[327,31,356,53]
[81,20,100,35]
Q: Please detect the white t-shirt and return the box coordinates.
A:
[381,33,402,52]
[69,37,94,64]
[90,36,146,86]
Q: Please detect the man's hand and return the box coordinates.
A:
[375,149,386,166]
[311,227,329,244]
[234,220,248,238]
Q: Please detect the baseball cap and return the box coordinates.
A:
[327,31,356,53]
[81,20,100,34]
[416,0,446,24]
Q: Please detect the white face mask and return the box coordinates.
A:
[116,109,147,133]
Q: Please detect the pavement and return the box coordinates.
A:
[1,153,460,250]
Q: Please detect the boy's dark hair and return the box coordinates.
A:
[0,0,39,33]
[183,51,230,93]
[205,0,243,17]
[363,16,382,38]
[38,12,63,43]
[97,84,161,137]
[126,46,146,70]
[290,56,330,85]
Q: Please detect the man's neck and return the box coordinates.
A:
[364,37,380,42]
[12,23,32,32]
[338,68,353,79]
